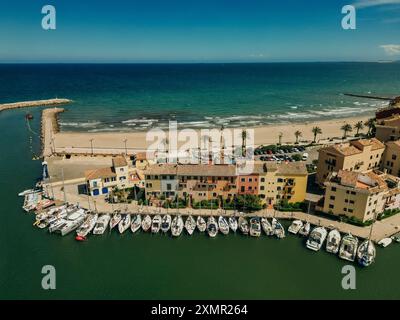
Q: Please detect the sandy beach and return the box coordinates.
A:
[49,114,373,155]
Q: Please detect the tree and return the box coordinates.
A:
[294,130,302,144]
[354,121,364,136]
[241,129,247,156]
[311,126,322,143]
[278,132,283,146]
[366,118,376,136]
[341,123,353,138]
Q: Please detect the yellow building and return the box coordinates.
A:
[316,138,385,185]
[256,162,308,206]
[375,115,400,142]
[322,170,400,222]
[382,140,400,177]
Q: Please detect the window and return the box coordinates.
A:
[166,184,172,191]
[345,199,348,203]
[260,186,265,190]
[343,208,347,212]
[331,187,337,192]
[392,154,397,160]
[241,186,245,192]
[330,196,335,200]
[261,178,265,182]
[278,178,284,183]
[249,178,252,182]
[120,168,124,172]
[241,178,245,182]
[349,200,355,204]
[329,204,334,209]
[351,191,356,195]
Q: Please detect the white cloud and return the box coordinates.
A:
[380,44,400,55]
[353,0,400,8]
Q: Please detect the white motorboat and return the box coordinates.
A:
[48,218,67,233]
[238,217,249,235]
[118,214,131,234]
[196,216,207,232]
[142,215,152,232]
[18,189,38,197]
[130,214,142,233]
[272,218,285,239]
[76,213,98,237]
[160,215,171,233]
[228,217,238,232]
[288,220,303,235]
[339,234,359,262]
[93,214,110,235]
[185,216,196,235]
[218,216,229,235]
[151,215,162,234]
[207,216,219,238]
[306,227,327,251]
[378,238,392,248]
[59,209,87,236]
[171,215,184,237]
[249,217,261,237]
[109,212,122,230]
[357,240,376,267]
[326,229,341,254]
[298,222,311,236]
[261,218,274,236]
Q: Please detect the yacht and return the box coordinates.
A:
[142,215,152,232]
[151,215,162,234]
[196,216,207,232]
[118,214,131,234]
[298,222,311,236]
[160,215,171,233]
[76,213,98,237]
[207,216,219,238]
[288,220,303,235]
[109,212,122,230]
[249,218,261,237]
[306,227,327,251]
[228,217,238,232]
[339,234,359,262]
[272,218,285,239]
[130,214,142,233]
[93,214,110,235]
[171,216,184,237]
[185,216,196,235]
[59,209,87,236]
[261,218,274,236]
[238,217,249,235]
[357,240,376,267]
[326,229,341,254]
[48,218,67,233]
[218,216,229,235]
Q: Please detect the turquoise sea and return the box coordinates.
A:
[1,63,400,299]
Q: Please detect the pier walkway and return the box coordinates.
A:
[0,98,71,112]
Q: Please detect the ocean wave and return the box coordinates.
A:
[60,121,102,128]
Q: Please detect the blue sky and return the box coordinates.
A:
[0,0,400,62]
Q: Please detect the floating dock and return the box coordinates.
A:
[0,98,71,112]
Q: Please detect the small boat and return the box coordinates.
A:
[339,234,359,262]
[207,216,219,238]
[218,216,229,235]
[306,227,327,251]
[249,217,261,237]
[109,212,122,230]
[378,238,392,248]
[238,217,249,235]
[76,213,98,237]
[151,215,161,233]
[272,218,285,239]
[118,214,131,234]
[357,240,376,267]
[130,214,142,233]
[142,215,152,232]
[288,220,303,235]
[196,216,207,232]
[228,217,238,232]
[59,209,87,236]
[185,216,196,235]
[171,216,184,237]
[326,229,341,254]
[93,214,110,235]
[18,189,38,197]
[261,218,274,236]
[298,222,311,237]
[391,232,400,243]
[160,215,171,233]
[75,235,86,241]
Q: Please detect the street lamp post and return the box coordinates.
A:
[124,139,128,155]
[90,138,94,156]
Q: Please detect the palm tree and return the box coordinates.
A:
[294,130,302,144]
[354,121,364,136]
[278,132,283,146]
[241,129,247,156]
[366,118,376,136]
[311,126,322,143]
[341,123,353,138]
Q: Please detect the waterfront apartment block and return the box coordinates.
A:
[316,138,385,185]
[375,115,400,143]
[382,140,400,177]
[322,170,400,222]
[143,161,308,206]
